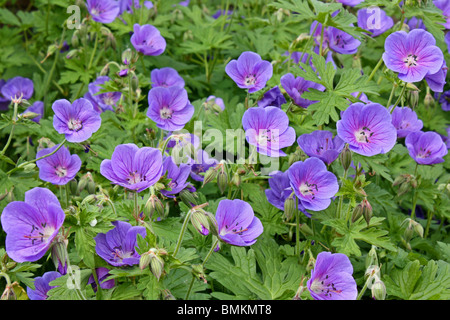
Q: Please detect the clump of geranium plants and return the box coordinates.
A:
[0,0,449,301]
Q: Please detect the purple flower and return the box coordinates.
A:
[405,131,448,165]
[297,130,345,165]
[337,102,397,157]
[27,271,62,300]
[327,27,361,55]
[391,106,423,138]
[130,24,166,56]
[357,7,394,37]
[288,158,339,211]
[439,89,450,111]
[1,187,65,263]
[190,150,218,182]
[350,91,370,103]
[212,9,233,19]
[36,145,82,185]
[307,252,357,300]
[23,101,44,123]
[425,61,448,93]
[0,80,10,110]
[146,86,194,131]
[100,143,163,193]
[445,32,450,55]
[242,106,296,157]
[215,199,263,246]
[161,156,192,197]
[433,0,450,29]
[179,0,190,6]
[405,17,426,30]
[206,95,225,111]
[257,86,287,108]
[151,67,185,88]
[52,98,102,143]
[225,51,273,93]
[119,0,153,14]
[95,221,146,267]
[87,76,122,112]
[336,0,363,6]
[1,76,33,101]
[265,170,311,217]
[382,29,444,83]
[86,0,120,24]
[280,73,325,108]
[88,268,115,291]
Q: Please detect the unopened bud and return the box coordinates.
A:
[424,92,435,109]
[190,210,211,236]
[122,48,133,65]
[352,203,363,223]
[371,280,386,300]
[150,254,164,280]
[365,246,378,269]
[144,194,165,219]
[131,75,139,93]
[139,251,152,270]
[340,144,352,172]
[283,195,296,222]
[163,289,176,300]
[100,64,110,76]
[406,90,419,109]
[71,31,80,48]
[179,189,198,207]
[361,198,373,226]
[22,163,36,172]
[51,238,67,272]
[69,179,78,195]
[87,181,96,194]
[231,172,241,187]
[217,167,228,194]
[202,167,218,187]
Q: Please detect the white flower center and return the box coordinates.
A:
[68,118,83,132]
[160,107,173,119]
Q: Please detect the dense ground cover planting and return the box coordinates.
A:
[0,0,449,301]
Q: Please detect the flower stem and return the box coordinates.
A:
[0,102,19,156]
[63,242,87,300]
[410,163,419,220]
[356,276,371,300]
[0,272,12,287]
[337,168,348,219]
[185,238,219,300]
[424,211,433,238]
[295,198,300,256]
[7,138,67,175]
[390,82,407,114]
[173,209,194,257]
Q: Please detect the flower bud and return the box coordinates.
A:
[340,144,352,172]
[424,92,435,109]
[87,181,96,194]
[100,64,110,76]
[299,223,313,237]
[162,289,176,300]
[352,203,363,223]
[71,31,80,48]
[365,246,378,269]
[202,167,218,187]
[22,163,36,172]
[231,172,241,187]
[51,237,67,273]
[139,251,152,270]
[190,210,211,236]
[180,189,198,207]
[144,194,165,219]
[361,198,373,226]
[217,167,228,194]
[122,48,133,65]
[69,179,78,195]
[131,75,139,93]
[371,280,386,300]
[406,90,419,109]
[283,195,296,222]
[150,254,165,281]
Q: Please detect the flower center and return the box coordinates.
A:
[220,222,248,236]
[55,165,67,177]
[127,171,144,185]
[310,274,343,298]
[335,34,347,48]
[244,74,256,86]
[68,118,83,132]
[299,182,318,199]
[355,126,373,143]
[111,246,133,263]
[404,54,418,68]
[417,147,432,158]
[399,120,410,130]
[102,93,116,106]
[316,138,330,155]
[24,222,55,246]
[160,107,173,119]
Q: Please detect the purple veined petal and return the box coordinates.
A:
[23,101,44,123]
[391,106,423,138]
[132,147,164,185]
[433,0,450,29]
[425,61,447,93]
[167,103,195,126]
[1,76,34,101]
[357,7,394,37]
[110,144,140,179]
[122,225,146,253]
[27,271,62,300]
[130,23,166,56]
[151,67,185,88]
[405,131,448,165]
[36,145,82,185]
